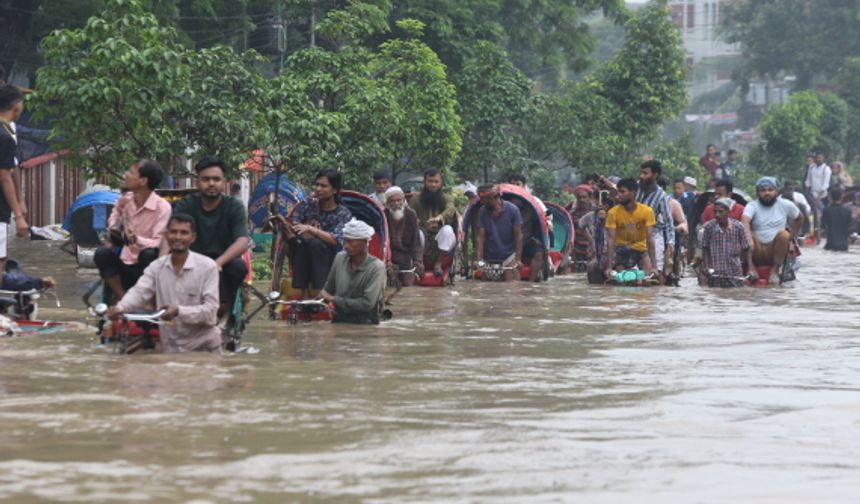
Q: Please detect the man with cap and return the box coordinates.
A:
[672,178,695,217]
[384,186,423,286]
[701,197,754,287]
[742,177,803,284]
[320,218,387,324]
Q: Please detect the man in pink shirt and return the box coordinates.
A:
[94,159,172,299]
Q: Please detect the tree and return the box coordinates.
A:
[388,0,626,84]
[837,57,860,162]
[521,3,688,177]
[815,92,849,159]
[1,0,276,85]
[453,41,532,182]
[721,0,860,91]
[261,72,346,185]
[371,19,462,180]
[178,46,270,174]
[32,0,189,178]
[32,0,271,179]
[756,90,823,181]
[595,2,687,155]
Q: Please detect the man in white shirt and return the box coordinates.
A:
[742,177,803,285]
[804,152,831,203]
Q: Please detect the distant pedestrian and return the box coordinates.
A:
[699,144,720,180]
[821,187,852,251]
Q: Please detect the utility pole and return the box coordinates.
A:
[276,1,286,74]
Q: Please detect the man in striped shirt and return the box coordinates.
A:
[637,160,674,279]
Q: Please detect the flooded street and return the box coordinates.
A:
[1,239,859,502]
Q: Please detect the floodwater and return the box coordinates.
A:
[1,239,859,503]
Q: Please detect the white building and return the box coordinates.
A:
[668,1,739,65]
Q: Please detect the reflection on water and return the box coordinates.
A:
[1,240,859,502]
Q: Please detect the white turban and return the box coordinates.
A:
[384,185,405,199]
[343,218,375,240]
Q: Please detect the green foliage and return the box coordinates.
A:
[757,91,823,182]
[283,7,462,187]
[179,46,270,174]
[650,134,704,184]
[263,71,347,184]
[755,90,851,182]
[252,243,274,280]
[28,0,689,198]
[520,3,688,179]
[372,21,462,179]
[815,92,849,159]
[390,0,626,85]
[33,0,189,179]
[837,57,860,162]
[596,3,688,151]
[1,0,273,83]
[33,0,270,180]
[721,0,860,90]
[453,41,531,183]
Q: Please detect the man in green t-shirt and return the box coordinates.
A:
[171,156,250,310]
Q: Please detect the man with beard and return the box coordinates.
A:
[109,214,222,353]
[172,156,250,311]
[742,177,803,284]
[384,186,423,286]
[604,177,658,279]
[637,160,674,279]
[369,170,392,207]
[409,168,456,277]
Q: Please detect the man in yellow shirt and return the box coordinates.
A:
[604,177,658,278]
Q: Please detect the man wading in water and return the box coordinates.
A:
[604,177,658,279]
[701,198,754,287]
[108,214,222,353]
[742,177,803,284]
[320,218,386,324]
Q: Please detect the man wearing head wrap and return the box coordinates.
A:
[384,186,423,286]
[320,218,387,324]
[701,197,753,287]
[741,176,803,284]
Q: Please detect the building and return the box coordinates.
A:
[669,0,740,65]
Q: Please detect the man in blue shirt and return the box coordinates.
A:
[475,184,523,282]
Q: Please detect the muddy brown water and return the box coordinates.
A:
[1,239,859,502]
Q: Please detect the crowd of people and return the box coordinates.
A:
[3,81,858,354]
